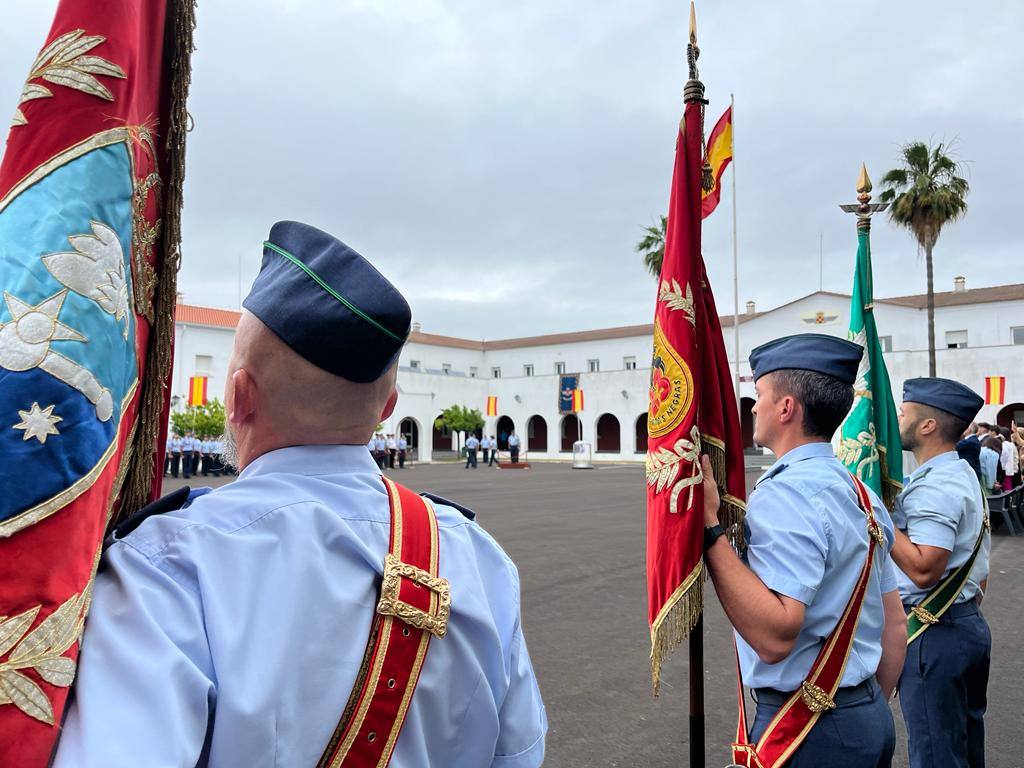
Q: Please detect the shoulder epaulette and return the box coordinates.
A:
[421,492,476,521]
[108,485,192,545]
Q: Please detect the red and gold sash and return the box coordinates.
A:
[318,477,451,768]
[731,475,882,768]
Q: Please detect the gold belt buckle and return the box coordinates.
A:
[376,553,451,638]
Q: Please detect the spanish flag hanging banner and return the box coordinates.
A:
[188,375,208,407]
[486,395,498,416]
[985,376,1005,405]
[700,105,732,219]
[571,389,584,412]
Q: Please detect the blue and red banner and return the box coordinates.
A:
[0,1,194,762]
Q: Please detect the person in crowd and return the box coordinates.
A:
[489,436,500,467]
[481,435,490,465]
[508,430,521,464]
[980,436,1001,493]
[999,426,1018,491]
[465,433,480,468]
[386,433,397,469]
[397,434,408,469]
[956,423,982,481]
[169,433,183,479]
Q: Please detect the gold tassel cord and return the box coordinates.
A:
[701,437,747,549]
[114,0,197,527]
[650,562,703,697]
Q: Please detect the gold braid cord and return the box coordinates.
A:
[113,0,197,526]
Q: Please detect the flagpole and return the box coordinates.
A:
[686,5,705,766]
[730,93,740,402]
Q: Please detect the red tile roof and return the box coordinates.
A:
[175,303,241,329]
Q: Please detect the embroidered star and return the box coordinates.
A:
[13,402,62,444]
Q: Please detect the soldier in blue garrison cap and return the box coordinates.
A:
[54,222,547,768]
[892,377,990,768]
[703,333,905,767]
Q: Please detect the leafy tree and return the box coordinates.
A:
[170,399,226,439]
[636,215,667,278]
[879,141,969,376]
[434,405,484,452]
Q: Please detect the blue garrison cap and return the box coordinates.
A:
[749,333,863,385]
[902,377,983,423]
[242,221,411,383]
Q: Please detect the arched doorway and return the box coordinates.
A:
[398,417,419,459]
[560,415,580,452]
[596,413,620,453]
[527,415,547,451]
[996,403,1024,429]
[740,397,756,449]
[635,413,648,453]
[432,412,453,451]
[496,415,515,450]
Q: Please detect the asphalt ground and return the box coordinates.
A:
[164,460,1024,768]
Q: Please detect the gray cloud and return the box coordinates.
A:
[2,1,1020,338]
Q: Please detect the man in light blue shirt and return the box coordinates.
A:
[465,434,480,468]
[892,377,990,768]
[54,222,546,767]
[703,334,906,766]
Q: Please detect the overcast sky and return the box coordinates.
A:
[3,1,1022,339]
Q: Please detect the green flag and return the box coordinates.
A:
[836,226,903,507]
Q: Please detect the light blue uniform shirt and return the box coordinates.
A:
[979,446,999,489]
[736,442,898,691]
[466,436,480,450]
[891,451,990,605]
[54,445,546,768]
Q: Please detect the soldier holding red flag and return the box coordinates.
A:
[704,334,907,768]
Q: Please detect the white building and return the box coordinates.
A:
[172,277,1024,462]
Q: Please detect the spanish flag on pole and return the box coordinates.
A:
[700,105,732,219]
[486,396,498,416]
[571,389,584,412]
[985,376,1005,405]
[188,376,208,407]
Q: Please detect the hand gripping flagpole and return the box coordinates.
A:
[685,4,708,766]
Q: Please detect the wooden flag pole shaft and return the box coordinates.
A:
[689,615,705,767]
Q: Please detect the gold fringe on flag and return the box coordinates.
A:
[113,0,197,527]
[650,561,703,696]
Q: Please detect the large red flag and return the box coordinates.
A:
[0,1,195,762]
[646,99,747,692]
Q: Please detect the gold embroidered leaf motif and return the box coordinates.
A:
[0,670,53,725]
[0,685,10,706]
[0,607,41,658]
[8,592,82,665]
[35,656,76,687]
[12,28,126,127]
[645,426,703,514]
[658,279,696,327]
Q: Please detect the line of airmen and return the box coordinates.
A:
[706,333,991,768]
[369,432,408,469]
[164,432,231,478]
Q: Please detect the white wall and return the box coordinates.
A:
[172,290,1024,460]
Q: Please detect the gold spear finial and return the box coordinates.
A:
[857,163,872,195]
[689,1,697,45]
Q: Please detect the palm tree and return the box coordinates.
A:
[636,215,667,278]
[878,142,969,376]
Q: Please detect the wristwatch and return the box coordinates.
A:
[703,524,726,552]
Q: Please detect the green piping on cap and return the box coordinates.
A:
[263,240,406,342]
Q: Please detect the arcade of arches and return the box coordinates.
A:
[596,413,620,453]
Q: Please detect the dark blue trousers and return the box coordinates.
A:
[749,678,895,767]
[900,600,991,768]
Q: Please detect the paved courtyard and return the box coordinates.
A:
[166,460,1024,767]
